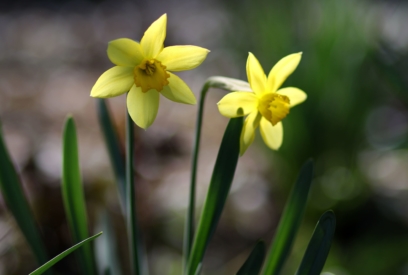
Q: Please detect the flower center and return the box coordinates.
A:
[134,59,170,93]
[258,93,290,126]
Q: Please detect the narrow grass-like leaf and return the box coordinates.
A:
[184,76,251,265]
[126,110,143,275]
[186,117,243,275]
[194,264,202,275]
[29,232,102,275]
[237,241,266,275]
[97,99,126,209]
[0,121,50,270]
[62,116,96,275]
[95,211,122,275]
[262,160,314,275]
[295,211,336,275]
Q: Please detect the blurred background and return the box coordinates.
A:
[1,0,408,274]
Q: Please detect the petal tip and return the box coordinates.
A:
[138,124,148,130]
[135,118,152,130]
[184,97,197,105]
[159,13,167,21]
[295,52,303,60]
[239,144,248,156]
[90,87,101,98]
[274,145,282,150]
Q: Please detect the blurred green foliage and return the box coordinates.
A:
[220,0,408,274]
[0,0,408,274]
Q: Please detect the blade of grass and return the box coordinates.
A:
[0,120,51,272]
[237,241,266,275]
[97,99,126,210]
[126,109,143,275]
[95,210,122,275]
[186,117,243,275]
[262,160,314,275]
[184,76,251,266]
[194,264,202,275]
[62,116,96,275]
[295,211,336,275]
[29,232,103,275]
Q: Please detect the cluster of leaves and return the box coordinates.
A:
[0,77,335,275]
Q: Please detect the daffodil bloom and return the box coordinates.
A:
[217,52,307,155]
[91,14,210,129]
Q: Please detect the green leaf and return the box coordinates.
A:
[237,241,266,275]
[194,264,202,275]
[62,116,96,275]
[29,232,103,275]
[186,117,243,275]
[97,99,126,210]
[0,121,50,271]
[184,76,251,265]
[295,211,336,275]
[262,160,314,275]
[95,211,122,275]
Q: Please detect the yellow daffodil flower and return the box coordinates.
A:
[91,14,210,129]
[217,52,307,155]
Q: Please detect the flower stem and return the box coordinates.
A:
[183,76,250,271]
[183,81,211,268]
[126,103,142,275]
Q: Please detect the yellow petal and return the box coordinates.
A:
[217,91,258,118]
[276,87,307,107]
[161,73,196,104]
[259,117,283,150]
[240,111,262,156]
[267,52,302,92]
[107,38,144,66]
[156,46,210,71]
[127,85,160,129]
[90,66,134,98]
[141,14,167,59]
[246,52,267,96]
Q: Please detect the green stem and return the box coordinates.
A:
[183,76,251,271]
[126,105,141,275]
[183,81,211,267]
